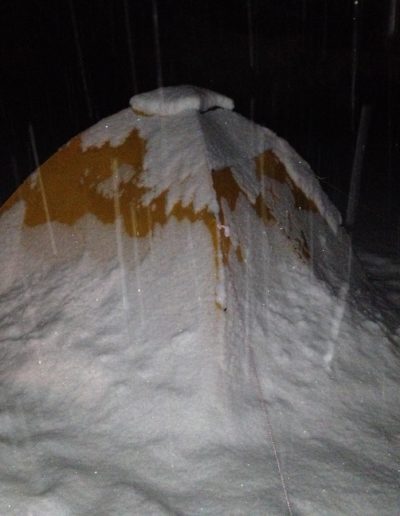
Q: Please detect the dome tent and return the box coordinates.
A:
[0,86,398,514]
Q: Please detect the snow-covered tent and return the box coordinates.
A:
[0,86,398,515]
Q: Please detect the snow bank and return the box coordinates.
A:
[0,86,399,515]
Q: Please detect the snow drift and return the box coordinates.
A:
[0,85,399,515]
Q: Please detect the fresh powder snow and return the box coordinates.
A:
[129,85,234,116]
[0,86,399,515]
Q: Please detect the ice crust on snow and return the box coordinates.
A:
[0,86,399,515]
[129,85,234,116]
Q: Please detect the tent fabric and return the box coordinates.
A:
[0,86,398,515]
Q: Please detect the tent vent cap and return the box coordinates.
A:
[130,85,234,116]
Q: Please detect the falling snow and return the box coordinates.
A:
[0,87,399,515]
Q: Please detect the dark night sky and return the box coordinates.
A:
[1,0,399,230]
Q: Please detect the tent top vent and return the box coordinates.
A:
[129,85,234,116]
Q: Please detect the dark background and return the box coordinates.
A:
[1,0,399,238]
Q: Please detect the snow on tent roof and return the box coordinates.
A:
[0,86,399,515]
[129,84,235,115]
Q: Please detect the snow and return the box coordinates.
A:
[96,163,135,199]
[0,86,399,515]
[129,85,234,116]
[273,136,342,233]
[357,247,400,312]
[80,107,139,151]
[81,87,340,234]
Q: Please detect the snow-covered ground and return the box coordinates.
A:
[0,86,399,515]
[355,224,400,319]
